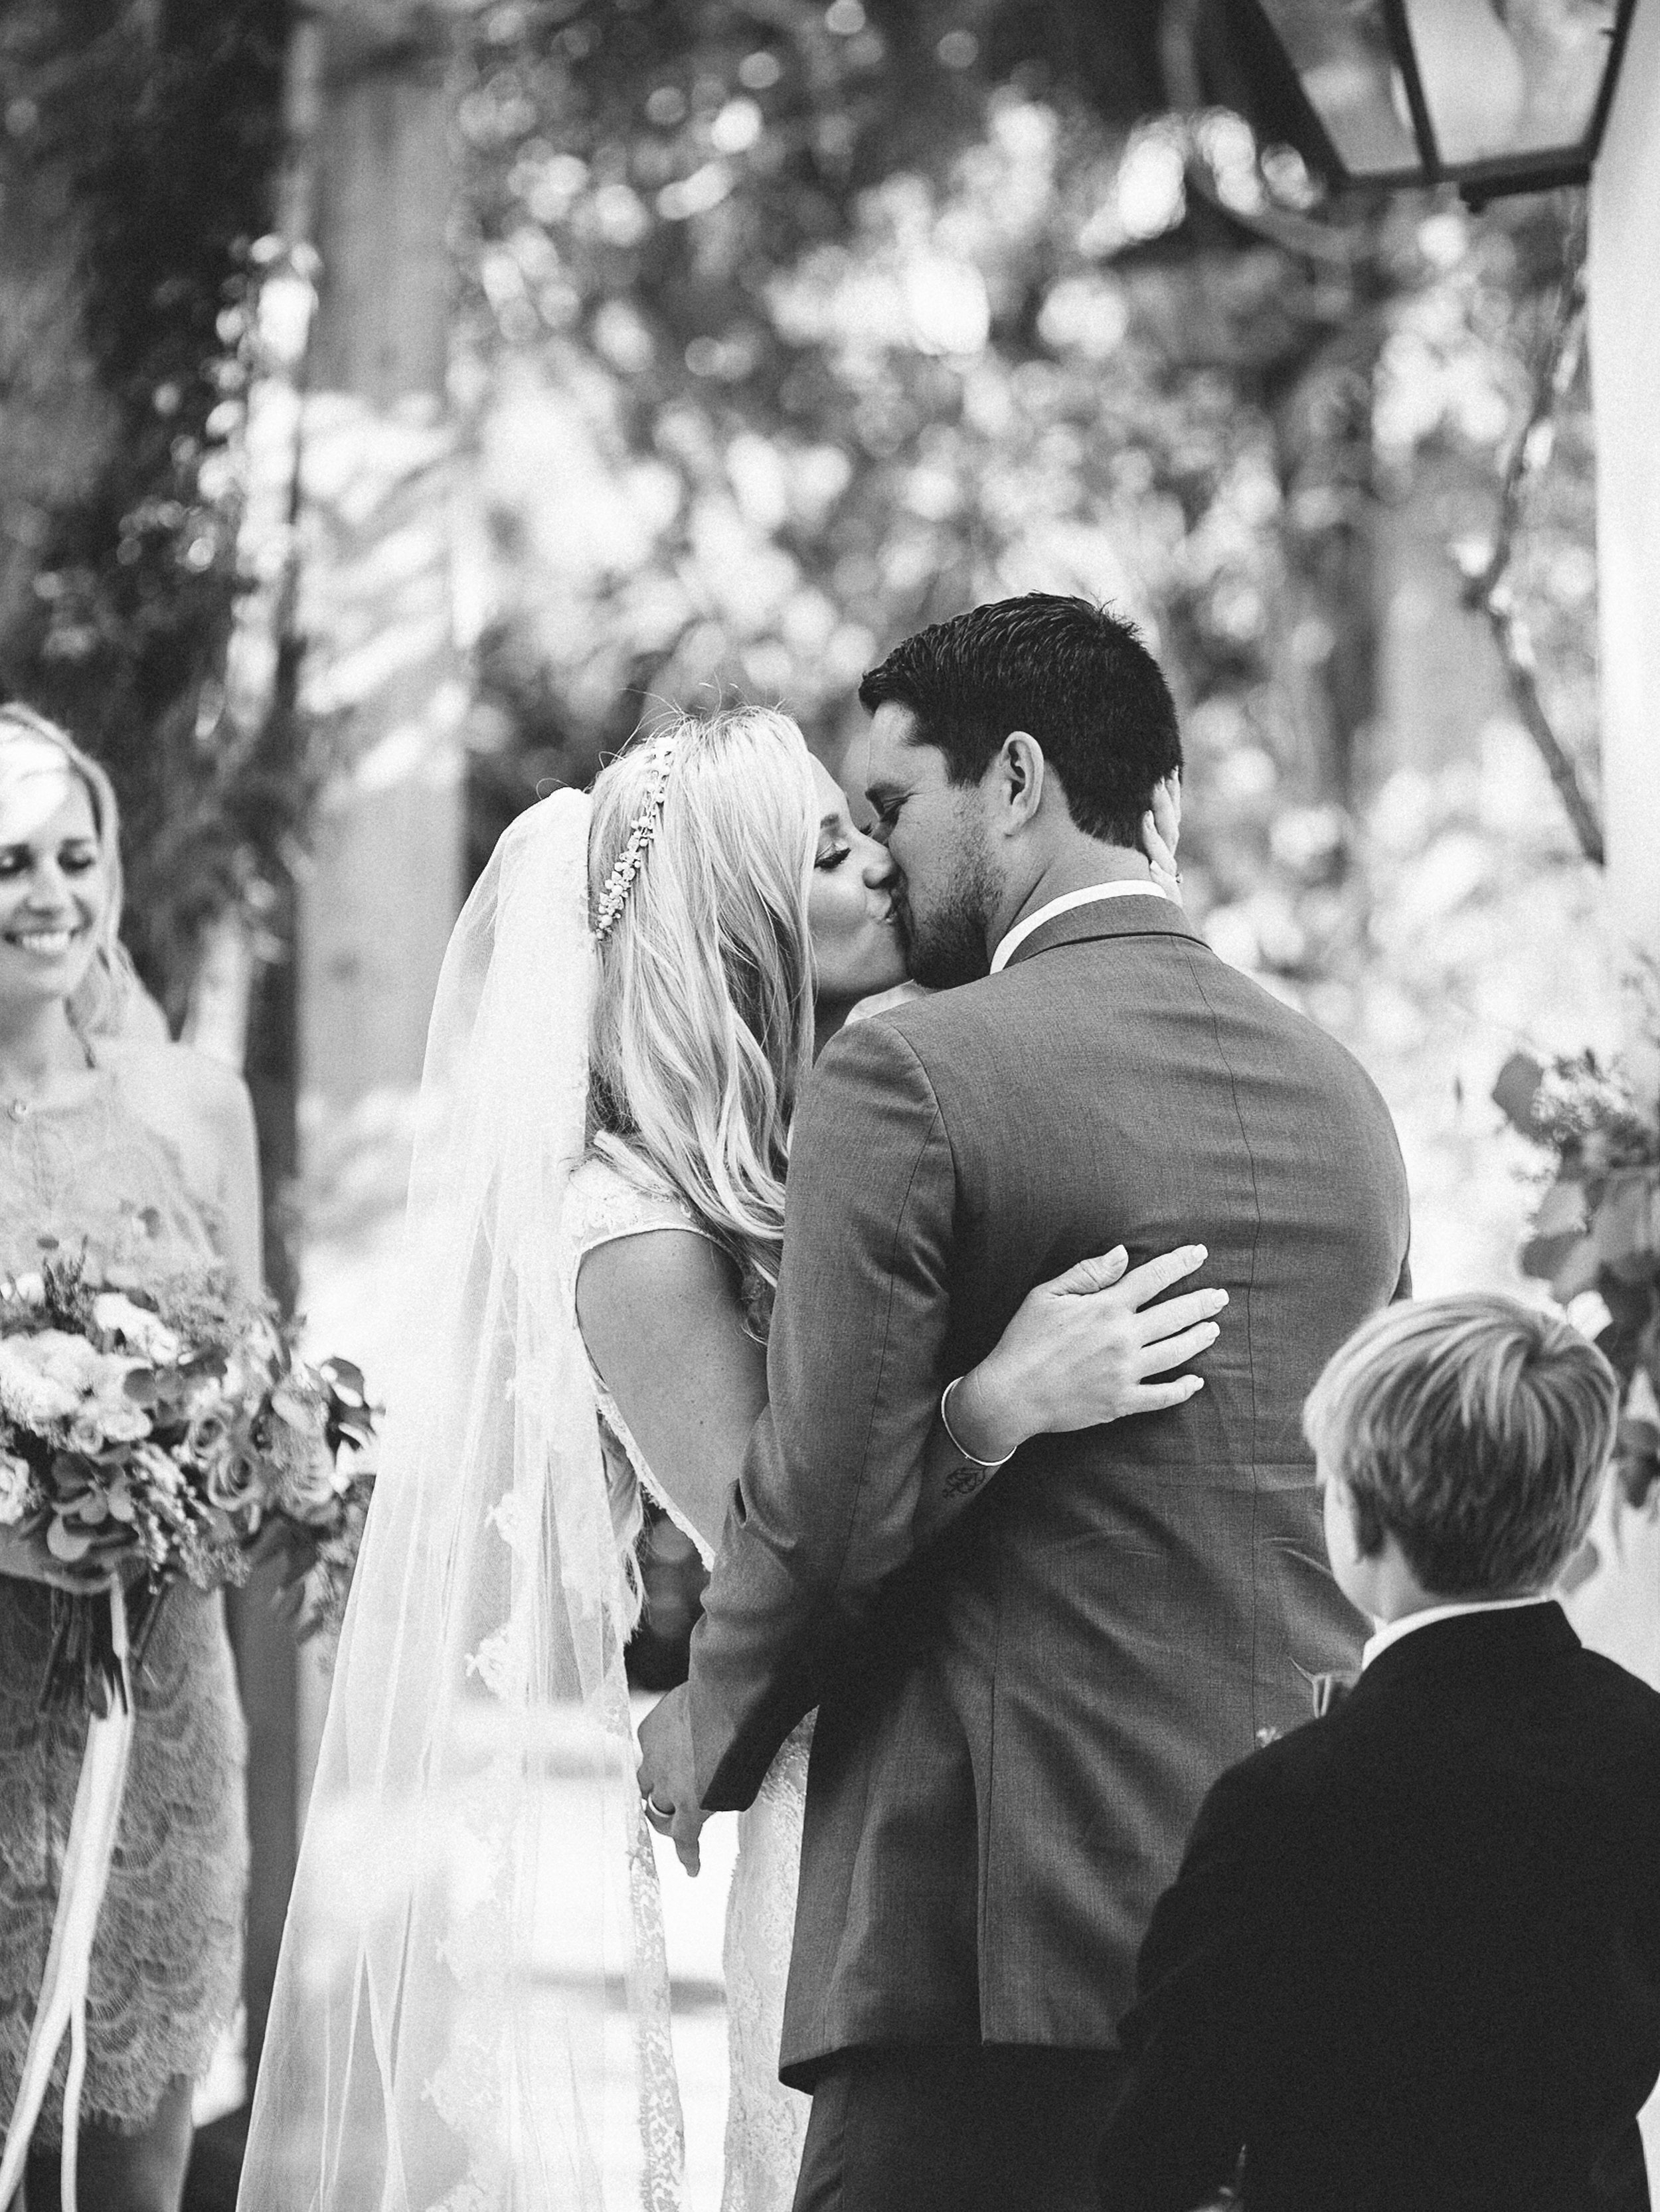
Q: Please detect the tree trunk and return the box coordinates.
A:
[291,0,465,1785]
[236,0,467,2101]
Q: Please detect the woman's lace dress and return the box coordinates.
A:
[0,1069,248,2139]
[563,1151,814,2212]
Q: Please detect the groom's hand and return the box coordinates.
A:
[637,1684,709,1875]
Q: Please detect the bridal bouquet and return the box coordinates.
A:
[0,1249,375,1713]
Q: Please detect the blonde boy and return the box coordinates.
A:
[1098,1295,1660,2212]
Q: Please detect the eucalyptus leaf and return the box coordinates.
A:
[1520,1228,1586,1284]
[1492,1052,1546,1137]
[1591,1179,1652,1270]
[1548,1237,1604,1302]
[1532,1180,1588,1240]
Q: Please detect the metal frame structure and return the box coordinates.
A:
[1229,0,1639,206]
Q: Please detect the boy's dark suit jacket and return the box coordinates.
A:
[684,896,1411,2086]
[1096,1601,1660,2212]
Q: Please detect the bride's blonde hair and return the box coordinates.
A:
[588,706,819,1323]
[0,702,135,1038]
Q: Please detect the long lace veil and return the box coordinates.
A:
[239,790,685,2209]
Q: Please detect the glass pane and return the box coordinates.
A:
[1256,0,1420,178]
[1403,0,1618,163]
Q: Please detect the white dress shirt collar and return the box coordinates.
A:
[989,880,1171,976]
[1361,1593,1554,1670]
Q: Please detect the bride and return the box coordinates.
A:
[240,707,1216,2211]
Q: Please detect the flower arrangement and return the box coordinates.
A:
[1493,1048,1660,1506]
[0,1249,375,1713]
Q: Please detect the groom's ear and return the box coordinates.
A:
[993,732,1046,834]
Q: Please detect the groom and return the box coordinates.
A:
[639,593,1412,2210]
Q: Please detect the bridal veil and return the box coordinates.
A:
[240,790,684,2209]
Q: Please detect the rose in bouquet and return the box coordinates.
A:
[0,1249,375,1713]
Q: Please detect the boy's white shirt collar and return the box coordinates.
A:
[1361,1593,1554,1670]
[990,880,1170,975]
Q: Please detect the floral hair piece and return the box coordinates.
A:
[592,734,679,943]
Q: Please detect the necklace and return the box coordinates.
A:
[0,1035,98,1123]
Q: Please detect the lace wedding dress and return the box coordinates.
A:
[0,1067,248,2142]
[564,1149,814,2212]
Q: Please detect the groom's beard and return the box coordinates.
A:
[898,838,997,991]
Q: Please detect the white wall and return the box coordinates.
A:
[1592,0,1660,965]
[1586,8,1660,2177]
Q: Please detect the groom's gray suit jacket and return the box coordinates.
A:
[687,897,1411,2085]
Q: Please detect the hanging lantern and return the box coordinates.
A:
[1226,0,1637,207]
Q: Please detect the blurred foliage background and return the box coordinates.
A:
[0,0,1615,1293]
[0,0,290,1026]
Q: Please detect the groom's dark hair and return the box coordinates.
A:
[858,593,1181,846]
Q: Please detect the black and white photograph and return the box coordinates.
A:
[1,3,1659,2207]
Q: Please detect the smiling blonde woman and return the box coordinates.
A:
[0,704,261,2212]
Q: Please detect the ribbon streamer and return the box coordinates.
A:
[0,1584,135,2211]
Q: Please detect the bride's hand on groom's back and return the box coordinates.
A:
[950,1244,1226,1461]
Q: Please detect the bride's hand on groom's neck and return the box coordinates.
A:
[1142,773,1182,902]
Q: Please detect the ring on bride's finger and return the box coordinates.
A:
[644,1794,675,1832]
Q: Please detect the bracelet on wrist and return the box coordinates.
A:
[940,1375,1017,1470]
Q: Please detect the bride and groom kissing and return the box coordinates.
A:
[241,592,1411,2212]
